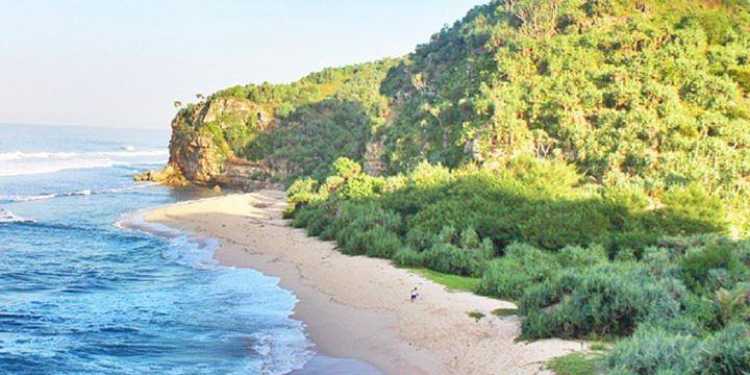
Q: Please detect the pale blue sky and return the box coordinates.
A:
[0,1,486,129]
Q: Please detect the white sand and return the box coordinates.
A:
[144,190,585,374]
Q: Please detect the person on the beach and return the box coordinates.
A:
[410,287,419,302]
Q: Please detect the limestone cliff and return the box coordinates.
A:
[156,96,278,188]
[153,60,397,188]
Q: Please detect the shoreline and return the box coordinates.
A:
[142,190,585,374]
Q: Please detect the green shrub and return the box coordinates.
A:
[520,200,614,249]
[393,248,425,267]
[365,227,402,259]
[409,162,452,189]
[601,185,650,214]
[729,66,750,92]
[605,326,702,375]
[683,293,721,333]
[306,210,332,237]
[606,231,661,259]
[700,323,750,375]
[657,184,727,236]
[291,205,324,228]
[405,228,435,252]
[336,225,368,255]
[478,243,560,300]
[459,226,481,250]
[318,221,338,241]
[556,244,608,268]
[606,323,750,375]
[501,156,581,196]
[715,283,750,327]
[287,177,318,207]
[331,157,362,179]
[423,243,487,277]
[520,263,687,339]
[680,243,746,294]
[407,201,482,250]
[321,175,346,194]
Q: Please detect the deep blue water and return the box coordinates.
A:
[0,124,311,374]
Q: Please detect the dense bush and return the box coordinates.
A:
[715,283,750,328]
[556,244,608,268]
[392,247,425,268]
[700,323,750,375]
[605,326,703,374]
[423,242,487,277]
[605,323,750,375]
[405,225,486,276]
[680,243,747,294]
[364,227,402,259]
[331,203,401,256]
[519,263,687,339]
[478,243,560,300]
[286,157,749,352]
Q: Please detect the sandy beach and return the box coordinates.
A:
[144,190,585,375]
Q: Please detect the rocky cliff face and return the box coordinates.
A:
[162,97,276,188]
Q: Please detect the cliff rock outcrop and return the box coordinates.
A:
[162,97,274,187]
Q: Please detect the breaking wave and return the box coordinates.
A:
[0,185,153,204]
[0,149,168,177]
[0,150,168,161]
[0,208,32,223]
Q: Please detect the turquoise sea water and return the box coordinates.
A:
[0,124,313,374]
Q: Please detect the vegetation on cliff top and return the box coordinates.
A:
[172,60,397,179]
[170,0,750,373]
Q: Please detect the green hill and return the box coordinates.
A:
[170,0,749,220]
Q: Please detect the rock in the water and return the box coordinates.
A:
[133,165,188,186]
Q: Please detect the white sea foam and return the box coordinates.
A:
[0,193,58,203]
[0,149,168,161]
[116,210,221,270]
[0,208,32,223]
[0,149,168,177]
[251,330,313,375]
[0,185,154,203]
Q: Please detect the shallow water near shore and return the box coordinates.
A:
[290,355,382,374]
[0,124,370,374]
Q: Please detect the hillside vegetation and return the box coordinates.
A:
[170,0,750,373]
[170,60,397,181]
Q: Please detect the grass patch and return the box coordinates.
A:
[407,268,481,292]
[546,353,600,375]
[491,307,518,317]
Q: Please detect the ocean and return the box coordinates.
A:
[0,124,314,374]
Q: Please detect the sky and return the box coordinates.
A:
[0,0,486,129]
